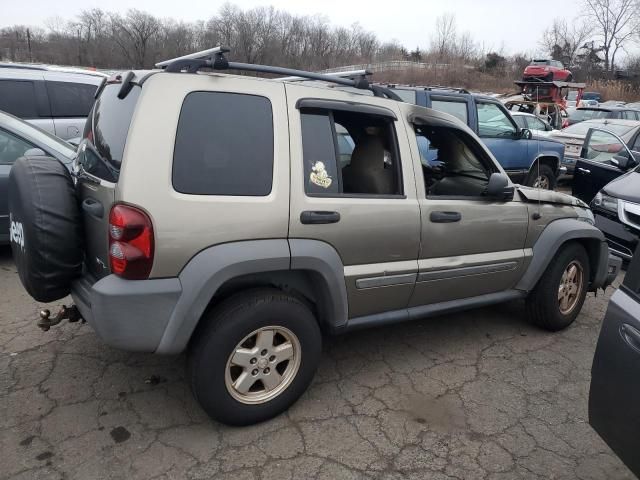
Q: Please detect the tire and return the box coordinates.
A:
[526,243,590,331]
[8,156,83,302]
[188,289,322,426]
[526,163,556,190]
[566,74,573,82]
[546,73,554,81]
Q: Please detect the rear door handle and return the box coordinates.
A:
[430,211,461,223]
[300,211,340,225]
[82,198,104,218]
[621,323,640,354]
[577,167,591,174]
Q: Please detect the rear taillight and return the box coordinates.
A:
[108,204,154,279]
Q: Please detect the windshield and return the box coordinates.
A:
[571,109,610,122]
[531,60,550,66]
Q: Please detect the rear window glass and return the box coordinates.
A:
[80,83,140,181]
[0,80,39,118]
[46,81,97,117]
[393,89,417,104]
[172,92,273,196]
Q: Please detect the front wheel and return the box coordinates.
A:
[526,164,556,190]
[526,243,590,331]
[188,289,322,425]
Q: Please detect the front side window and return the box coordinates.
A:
[584,130,627,163]
[431,99,468,124]
[0,129,36,164]
[529,117,547,131]
[46,81,97,117]
[0,80,39,119]
[300,109,402,196]
[173,92,274,196]
[477,102,517,137]
[415,125,494,197]
[512,115,527,129]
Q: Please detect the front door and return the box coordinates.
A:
[286,85,421,319]
[589,244,640,477]
[572,128,633,203]
[406,117,530,306]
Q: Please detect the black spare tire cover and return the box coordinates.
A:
[8,156,83,302]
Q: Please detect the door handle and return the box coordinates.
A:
[300,211,340,225]
[82,198,104,218]
[621,323,640,354]
[430,211,462,223]
[577,167,591,174]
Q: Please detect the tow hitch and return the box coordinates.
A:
[38,305,83,331]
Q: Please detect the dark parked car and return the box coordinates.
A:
[590,243,640,478]
[572,127,640,261]
[0,109,75,243]
[567,106,640,126]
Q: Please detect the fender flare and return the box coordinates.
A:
[528,153,561,177]
[156,239,348,354]
[515,218,606,292]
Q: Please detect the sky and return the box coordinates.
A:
[3,0,582,55]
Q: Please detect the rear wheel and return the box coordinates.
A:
[526,164,556,190]
[566,74,573,82]
[526,243,590,331]
[188,289,322,425]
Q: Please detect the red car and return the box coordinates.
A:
[523,59,573,82]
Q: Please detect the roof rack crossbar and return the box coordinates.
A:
[278,69,372,82]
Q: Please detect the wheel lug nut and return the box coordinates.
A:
[264,367,270,374]
[252,369,258,376]
[269,355,276,362]
[250,358,257,364]
[261,349,268,356]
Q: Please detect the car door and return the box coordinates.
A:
[475,101,530,181]
[45,80,98,140]
[0,128,39,242]
[286,84,421,320]
[572,128,635,203]
[405,109,529,306]
[589,244,640,478]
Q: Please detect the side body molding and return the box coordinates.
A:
[289,239,349,329]
[157,240,291,354]
[516,218,606,292]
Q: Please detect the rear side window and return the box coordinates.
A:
[78,83,141,181]
[0,80,39,118]
[46,81,97,117]
[431,99,468,124]
[173,92,273,196]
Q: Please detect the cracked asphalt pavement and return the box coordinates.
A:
[0,245,635,480]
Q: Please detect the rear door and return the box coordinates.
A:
[572,128,631,203]
[286,85,421,319]
[45,80,98,139]
[75,82,141,278]
[589,245,640,477]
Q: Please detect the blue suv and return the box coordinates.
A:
[389,87,566,190]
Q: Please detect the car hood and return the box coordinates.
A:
[517,185,588,208]
[603,171,640,203]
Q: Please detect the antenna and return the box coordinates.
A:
[533,85,542,220]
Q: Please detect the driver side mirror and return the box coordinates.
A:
[486,172,514,201]
[519,128,533,140]
[611,153,637,171]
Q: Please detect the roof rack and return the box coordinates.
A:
[422,85,470,94]
[156,47,402,101]
[278,69,372,82]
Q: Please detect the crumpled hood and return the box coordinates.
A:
[603,171,640,203]
[517,185,589,208]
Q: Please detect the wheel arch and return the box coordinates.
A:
[156,239,348,354]
[516,218,608,293]
[528,154,561,178]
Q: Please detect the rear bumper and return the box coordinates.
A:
[71,274,182,352]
